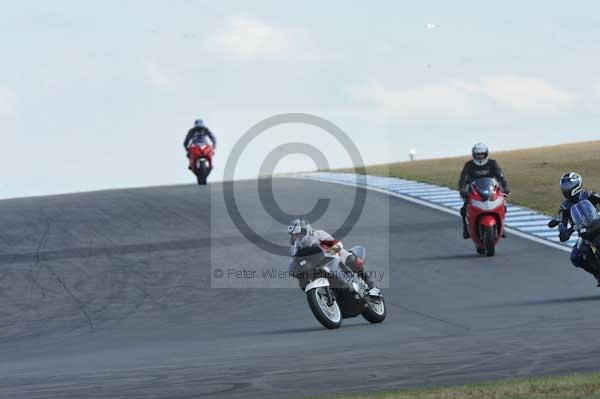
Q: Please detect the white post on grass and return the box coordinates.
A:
[409,149,416,161]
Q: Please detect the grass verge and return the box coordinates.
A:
[344,141,600,216]
[313,373,600,399]
[325,143,600,398]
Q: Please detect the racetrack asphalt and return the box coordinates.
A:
[0,178,597,398]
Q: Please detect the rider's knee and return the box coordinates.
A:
[570,251,585,268]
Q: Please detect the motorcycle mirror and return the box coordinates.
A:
[548,219,560,228]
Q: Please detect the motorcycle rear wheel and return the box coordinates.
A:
[306,287,342,329]
[195,160,210,185]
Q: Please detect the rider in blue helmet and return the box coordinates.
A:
[555,172,600,285]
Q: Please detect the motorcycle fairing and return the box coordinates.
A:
[305,277,330,292]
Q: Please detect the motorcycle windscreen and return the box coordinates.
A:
[348,245,366,261]
[571,199,599,230]
[472,177,498,201]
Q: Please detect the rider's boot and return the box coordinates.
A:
[359,266,381,297]
[592,271,600,287]
[504,206,508,238]
[346,255,380,297]
[579,262,600,287]
[462,217,470,239]
[592,272,600,287]
[460,204,470,239]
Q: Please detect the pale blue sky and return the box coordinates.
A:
[1,1,600,198]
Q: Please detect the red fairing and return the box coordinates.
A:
[466,181,506,251]
[319,239,340,251]
[188,143,214,169]
[354,257,365,269]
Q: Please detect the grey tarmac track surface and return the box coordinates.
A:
[0,178,598,398]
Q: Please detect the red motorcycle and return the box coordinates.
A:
[188,143,214,185]
[465,177,507,256]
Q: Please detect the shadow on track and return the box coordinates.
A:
[397,253,489,263]
[482,295,600,308]
[248,322,374,337]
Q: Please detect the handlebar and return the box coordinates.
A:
[548,219,560,228]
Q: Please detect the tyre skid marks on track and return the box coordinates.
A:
[304,173,573,253]
[386,301,471,332]
[2,213,194,337]
[30,209,94,330]
[0,367,255,398]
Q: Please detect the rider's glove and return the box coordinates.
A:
[558,224,572,242]
[329,243,343,254]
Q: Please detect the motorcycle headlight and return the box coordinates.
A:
[321,265,331,273]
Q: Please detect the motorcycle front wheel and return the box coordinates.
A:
[483,225,496,257]
[306,287,342,329]
[362,297,386,324]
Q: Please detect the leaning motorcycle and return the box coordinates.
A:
[188,143,213,185]
[292,245,386,329]
[549,199,600,282]
[466,177,507,256]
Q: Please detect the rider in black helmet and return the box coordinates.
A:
[458,143,510,239]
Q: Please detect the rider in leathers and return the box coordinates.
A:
[554,172,600,286]
[459,143,510,239]
[287,219,380,297]
[183,119,217,169]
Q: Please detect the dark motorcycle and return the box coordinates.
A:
[549,199,600,281]
[291,245,386,329]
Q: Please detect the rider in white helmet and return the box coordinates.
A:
[458,143,510,239]
[287,219,380,296]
